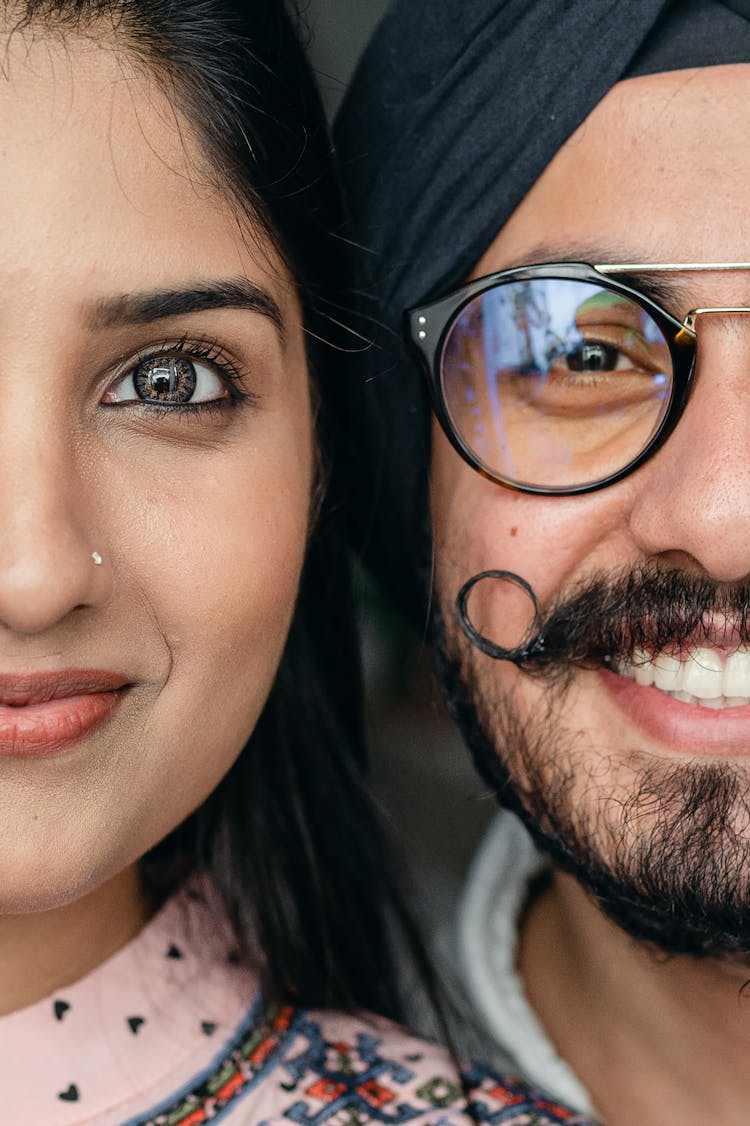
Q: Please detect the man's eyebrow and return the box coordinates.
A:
[500,240,698,313]
[87,278,285,335]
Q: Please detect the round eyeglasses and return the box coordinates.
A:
[406,261,750,495]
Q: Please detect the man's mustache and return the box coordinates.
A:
[456,565,750,675]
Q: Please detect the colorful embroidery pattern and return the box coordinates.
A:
[121,1002,292,1126]
[122,1003,594,1126]
[461,1066,590,1125]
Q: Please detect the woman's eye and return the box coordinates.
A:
[103,354,229,407]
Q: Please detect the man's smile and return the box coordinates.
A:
[617,646,750,709]
[601,652,750,756]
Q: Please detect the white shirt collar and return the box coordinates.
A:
[457,811,593,1113]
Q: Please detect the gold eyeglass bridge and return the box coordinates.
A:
[595,262,750,333]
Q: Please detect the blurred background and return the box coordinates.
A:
[303,0,496,947]
[304,0,388,115]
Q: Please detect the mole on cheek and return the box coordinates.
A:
[510,526,518,538]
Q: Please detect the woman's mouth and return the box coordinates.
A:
[0,671,129,758]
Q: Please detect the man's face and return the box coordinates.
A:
[431,64,750,955]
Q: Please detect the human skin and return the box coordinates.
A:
[431,65,750,1126]
[0,30,312,1011]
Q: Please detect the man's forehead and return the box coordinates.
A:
[471,70,750,312]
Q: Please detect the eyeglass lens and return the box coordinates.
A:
[440,279,674,490]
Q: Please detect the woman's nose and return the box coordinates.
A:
[0,415,111,635]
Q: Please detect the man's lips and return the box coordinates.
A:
[0,671,130,757]
[601,662,750,756]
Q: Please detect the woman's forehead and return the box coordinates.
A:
[0,28,293,322]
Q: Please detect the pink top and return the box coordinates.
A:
[0,882,592,1125]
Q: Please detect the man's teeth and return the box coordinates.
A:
[617,647,750,709]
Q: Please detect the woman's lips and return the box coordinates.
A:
[599,667,750,756]
[0,671,129,758]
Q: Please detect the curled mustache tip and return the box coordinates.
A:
[456,569,546,666]
[456,563,750,675]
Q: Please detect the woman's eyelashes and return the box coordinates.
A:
[101,340,252,413]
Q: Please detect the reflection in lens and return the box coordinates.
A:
[441,279,673,490]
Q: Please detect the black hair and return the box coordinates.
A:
[10,0,430,1020]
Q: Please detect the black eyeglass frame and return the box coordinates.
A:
[405,261,699,496]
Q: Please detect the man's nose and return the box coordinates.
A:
[629,326,750,581]
[0,413,110,635]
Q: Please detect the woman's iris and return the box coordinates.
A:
[134,356,197,404]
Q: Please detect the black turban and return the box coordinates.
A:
[334,0,750,623]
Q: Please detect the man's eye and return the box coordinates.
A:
[565,342,622,372]
[103,354,229,406]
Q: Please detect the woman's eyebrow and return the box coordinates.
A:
[87,278,285,336]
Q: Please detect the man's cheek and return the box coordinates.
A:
[434,474,553,590]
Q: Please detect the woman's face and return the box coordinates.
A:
[0,31,314,911]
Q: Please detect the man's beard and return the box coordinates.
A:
[434,563,750,959]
